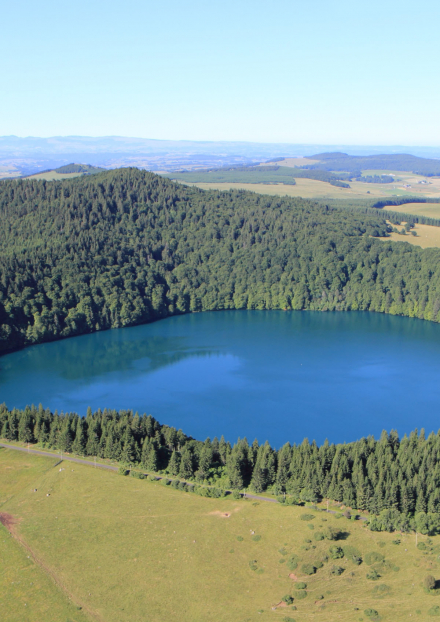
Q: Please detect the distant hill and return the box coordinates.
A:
[53,163,106,174]
[21,163,107,181]
[305,152,440,176]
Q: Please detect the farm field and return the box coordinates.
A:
[178,176,440,201]
[380,223,440,249]
[385,202,440,220]
[1,447,440,622]
[26,171,84,181]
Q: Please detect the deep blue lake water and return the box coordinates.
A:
[1,310,440,447]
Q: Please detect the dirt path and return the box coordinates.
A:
[0,511,103,622]
[0,442,366,518]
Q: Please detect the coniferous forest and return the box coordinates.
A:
[1,168,440,354]
[1,403,440,533]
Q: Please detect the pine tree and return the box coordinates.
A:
[120,427,136,464]
[72,418,86,455]
[179,446,194,480]
[168,450,181,476]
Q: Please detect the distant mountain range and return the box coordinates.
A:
[0,136,439,178]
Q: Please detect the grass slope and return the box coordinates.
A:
[0,449,90,622]
[2,448,439,622]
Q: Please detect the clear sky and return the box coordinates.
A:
[2,0,439,145]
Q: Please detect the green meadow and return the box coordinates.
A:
[1,447,440,622]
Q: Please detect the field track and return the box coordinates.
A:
[0,507,103,621]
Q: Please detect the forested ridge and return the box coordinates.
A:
[2,403,440,532]
[1,168,440,354]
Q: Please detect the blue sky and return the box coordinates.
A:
[2,0,440,145]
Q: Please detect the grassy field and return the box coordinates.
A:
[385,202,440,220]
[0,450,90,622]
[26,171,84,181]
[2,447,440,622]
[179,177,437,201]
[380,223,440,249]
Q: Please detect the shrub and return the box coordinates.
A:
[329,545,344,559]
[316,594,324,600]
[343,545,362,565]
[148,474,157,482]
[160,478,171,486]
[187,484,195,493]
[236,536,243,542]
[231,489,241,500]
[307,523,315,530]
[330,565,344,576]
[279,558,286,564]
[252,535,262,542]
[364,552,384,565]
[293,590,307,600]
[211,487,224,498]
[249,560,258,571]
[425,575,437,591]
[296,582,307,589]
[117,466,128,476]
[392,539,401,545]
[197,486,210,497]
[178,481,187,491]
[314,560,324,569]
[314,532,325,541]
[417,542,427,551]
[171,479,180,489]
[367,569,380,581]
[301,563,315,575]
[279,547,288,556]
[343,510,351,519]
[300,514,315,521]
[325,526,341,540]
[130,470,145,479]
[304,538,312,543]
[282,595,293,605]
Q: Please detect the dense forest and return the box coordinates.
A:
[1,403,440,532]
[1,168,440,354]
[304,152,440,176]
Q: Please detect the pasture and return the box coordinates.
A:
[26,171,84,181]
[1,447,440,622]
[385,202,440,220]
[380,223,440,249]
[179,178,431,201]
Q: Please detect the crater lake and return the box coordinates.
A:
[1,310,440,446]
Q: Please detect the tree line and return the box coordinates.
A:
[1,168,440,354]
[1,403,440,529]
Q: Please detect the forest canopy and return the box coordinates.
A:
[1,168,440,355]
